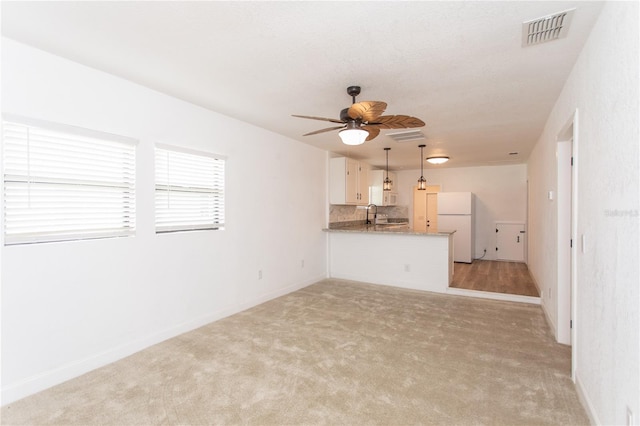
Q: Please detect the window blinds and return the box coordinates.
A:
[3,119,136,245]
[155,146,225,233]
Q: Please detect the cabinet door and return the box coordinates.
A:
[345,158,359,204]
[357,162,369,205]
[496,223,525,261]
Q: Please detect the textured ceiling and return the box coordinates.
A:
[1,1,604,171]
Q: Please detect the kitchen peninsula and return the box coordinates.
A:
[324,224,455,294]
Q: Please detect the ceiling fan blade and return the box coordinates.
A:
[302,125,346,136]
[292,114,344,124]
[348,101,387,122]
[369,115,425,129]
[365,127,380,141]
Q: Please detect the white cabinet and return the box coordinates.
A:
[496,222,525,262]
[330,157,369,205]
[368,169,397,206]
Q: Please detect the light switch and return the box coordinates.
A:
[548,191,554,201]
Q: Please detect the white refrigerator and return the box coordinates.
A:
[437,192,475,263]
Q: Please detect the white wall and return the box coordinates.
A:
[396,164,527,261]
[0,38,328,404]
[527,2,639,425]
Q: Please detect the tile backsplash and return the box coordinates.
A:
[329,204,408,225]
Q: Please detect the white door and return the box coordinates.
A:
[413,188,427,232]
[426,193,438,230]
[413,185,440,232]
[496,223,525,262]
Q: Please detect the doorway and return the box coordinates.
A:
[413,185,440,232]
[557,140,572,347]
[557,110,579,380]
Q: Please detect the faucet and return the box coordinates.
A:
[366,204,378,225]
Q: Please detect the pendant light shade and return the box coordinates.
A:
[383,147,392,191]
[338,121,368,145]
[417,144,427,190]
[418,176,427,190]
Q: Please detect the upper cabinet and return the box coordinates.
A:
[369,169,397,206]
[329,157,369,205]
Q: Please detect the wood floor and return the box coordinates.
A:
[450,260,540,297]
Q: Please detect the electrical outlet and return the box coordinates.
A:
[404,264,410,272]
[258,270,262,280]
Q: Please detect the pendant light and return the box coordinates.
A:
[383,147,392,191]
[417,144,427,190]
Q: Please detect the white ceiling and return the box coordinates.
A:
[1,1,604,171]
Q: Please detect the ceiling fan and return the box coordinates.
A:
[292,86,426,145]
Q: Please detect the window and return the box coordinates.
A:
[3,117,136,245]
[155,145,225,233]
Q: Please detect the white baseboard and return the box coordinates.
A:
[0,273,326,406]
[234,273,326,313]
[446,287,541,305]
[575,371,600,426]
[540,297,558,341]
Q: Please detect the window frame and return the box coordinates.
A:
[154,144,225,234]
[2,115,137,245]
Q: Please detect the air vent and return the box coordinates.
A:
[522,8,575,47]
[386,130,425,142]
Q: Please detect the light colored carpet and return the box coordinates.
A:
[1,279,588,425]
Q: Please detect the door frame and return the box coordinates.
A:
[557,109,579,381]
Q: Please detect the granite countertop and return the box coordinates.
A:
[323,223,456,236]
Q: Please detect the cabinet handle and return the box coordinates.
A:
[517,236,520,243]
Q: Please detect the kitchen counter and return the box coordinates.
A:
[326,223,455,293]
[324,223,455,236]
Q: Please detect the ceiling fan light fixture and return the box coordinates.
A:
[294,85,425,144]
[339,121,368,145]
[427,156,450,165]
[339,128,368,145]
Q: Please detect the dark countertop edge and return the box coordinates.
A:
[323,227,455,236]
